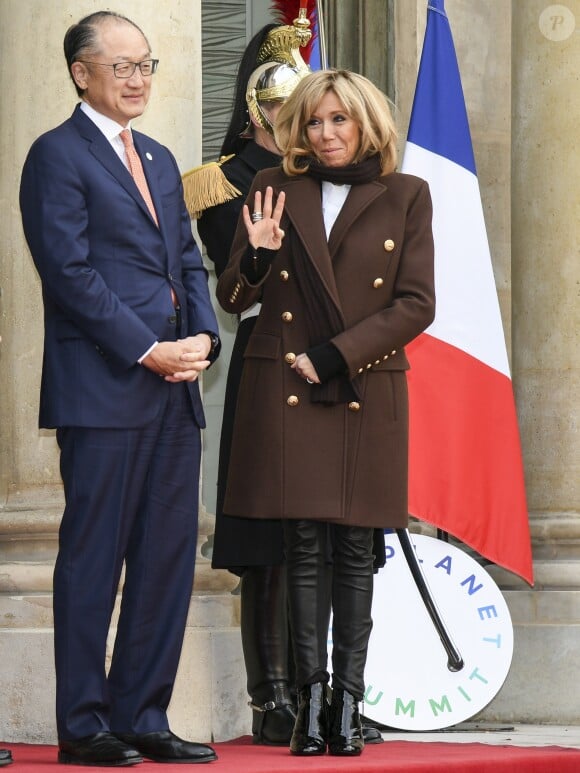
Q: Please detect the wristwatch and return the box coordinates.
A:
[202,331,219,358]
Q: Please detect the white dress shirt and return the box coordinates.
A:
[321,180,351,238]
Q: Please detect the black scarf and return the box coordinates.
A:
[291,154,382,405]
[306,154,382,186]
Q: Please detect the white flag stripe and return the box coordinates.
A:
[403,142,510,377]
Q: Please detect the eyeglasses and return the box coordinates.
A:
[77,59,159,78]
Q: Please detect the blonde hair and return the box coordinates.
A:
[274,69,398,176]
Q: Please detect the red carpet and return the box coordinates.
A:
[3,736,580,772]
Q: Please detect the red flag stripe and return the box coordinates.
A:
[408,333,533,585]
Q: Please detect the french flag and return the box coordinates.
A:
[402,0,534,585]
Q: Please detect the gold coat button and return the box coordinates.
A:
[373,277,384,288]
[285,352,296,364]
[282,311,293,322]
[280,270,289,281]
[384,239,395,251]
[287,395,299,406]
[348,401,361,412]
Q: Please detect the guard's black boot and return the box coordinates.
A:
[290,682,328,756]
[249,680,297,746]
[328,688,364,756]
[241,565,296,745]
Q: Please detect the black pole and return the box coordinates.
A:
[396,529,464,672]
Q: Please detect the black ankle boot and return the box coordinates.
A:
[328,688,364,756]
[250,681,297,745]
[290,682,327,756]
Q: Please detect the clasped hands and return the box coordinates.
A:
[142,333,213,382]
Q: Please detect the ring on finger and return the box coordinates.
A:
[251,211,264,223]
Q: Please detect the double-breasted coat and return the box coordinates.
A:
[216,165,435,530]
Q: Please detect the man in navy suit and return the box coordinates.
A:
[20,11,219,767]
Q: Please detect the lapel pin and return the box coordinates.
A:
[146,152,153,161]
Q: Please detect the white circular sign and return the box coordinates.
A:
[360,533,513,730]
[539,5,576,41]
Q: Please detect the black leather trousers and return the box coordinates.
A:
[283,520,374,702]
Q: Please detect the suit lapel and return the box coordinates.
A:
[71,106,161,230]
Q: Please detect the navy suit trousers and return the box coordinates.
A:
[54,382,201,740]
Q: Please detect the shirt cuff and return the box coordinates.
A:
[138,340,159,364]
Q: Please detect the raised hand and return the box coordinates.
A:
[243,186,286,251]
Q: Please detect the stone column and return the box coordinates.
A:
[0,0,242,744]
[513,1,580,575]
[500,0,580,721]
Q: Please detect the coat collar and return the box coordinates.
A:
[327,179,387,255]
[281,174,339,308]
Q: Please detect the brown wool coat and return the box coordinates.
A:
[216,166,435,529]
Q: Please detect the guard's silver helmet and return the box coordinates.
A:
[245,9,312,134]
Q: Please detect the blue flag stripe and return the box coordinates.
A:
[407,0,477,175]
[309,21,321,71]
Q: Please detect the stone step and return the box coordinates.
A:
[0,588,247,744]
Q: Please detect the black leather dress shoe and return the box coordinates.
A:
[115,731,217,764]
[58,732,142,766]
[0,749,13,767]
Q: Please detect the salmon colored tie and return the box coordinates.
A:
[120,129,179,307]
[120,129,158,226]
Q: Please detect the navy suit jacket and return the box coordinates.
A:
[20,104,218,429]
